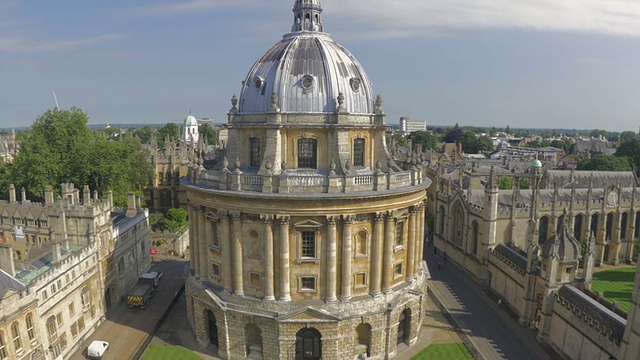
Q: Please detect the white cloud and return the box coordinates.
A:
[322,0,640,39]
[0,34,125,53]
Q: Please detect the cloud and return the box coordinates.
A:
[322,0,640,39]
[124,0,260,17]
[0,34,126,53]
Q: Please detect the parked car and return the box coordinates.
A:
[87,340,109,359]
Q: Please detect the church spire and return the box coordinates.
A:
[292,0,324,32]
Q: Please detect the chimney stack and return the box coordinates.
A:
[20,188,26,203]
[52,242,62,264]
[126,192,137,217]
[83,185,91,204]
[8,184,15,203]
[0,245,15,276]
[44,186,54,206]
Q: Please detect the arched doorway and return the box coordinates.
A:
[355,323,372,357]
[295,328,322,360]
[245,324,263,359]
[207,310,219,349]
[397,309,411,346]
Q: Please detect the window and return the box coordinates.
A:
[298,138,317,169]
[355,273,366,288]
[46,315,57,342]
[0,332,6,360]
[355,230,368,256]
[300,276,317,292]
[353,138,365,167]
[56,312,63,326]
[71,323,78,338]
[11,322,21,352]
[60,333,68,350]
[211,222,220,248]
[301,231,316,258]
[395,221,405,247]
[249,137,262,167]
[249,273,261,288]
[26,313,35,341]
[212,263,221,279]
[81,286,91,311]
[394,263,403,278]
[78,317,85,331]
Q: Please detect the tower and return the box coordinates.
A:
[182,111,199,144]
[183,1,430,358]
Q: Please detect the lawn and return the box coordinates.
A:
[411,343,473,360]
[143,344,202,360]
[591,266,636,312]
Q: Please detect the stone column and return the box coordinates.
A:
[198,209,208,278]
[188,205,196,273]
[406,207,416,281]
[370,212,384,296]
[262,215,275,301]
[279,216,291,301]
[326,216,338,302]
[416,205,425,274]
[382,212,395,293]
[231,212,244,296]
[220,212,232,292]
[341,215,353,301]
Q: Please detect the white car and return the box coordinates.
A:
[87,340,109,359]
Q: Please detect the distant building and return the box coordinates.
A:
[573,135,617,159]
[399,117,427,134]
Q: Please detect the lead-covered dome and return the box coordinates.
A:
[238,1,374,115]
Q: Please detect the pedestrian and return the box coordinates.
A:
[437,260,443,270]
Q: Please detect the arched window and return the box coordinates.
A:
[471,221,479,256]
[245,324,263,357]
[304,13,311,23]
[25,313,35,341]
[635,211,640,238]
[46,315,57,342]
[451,203,464,247]
[298,138,317,169]
[11,322,21,351]
[353,138,365,167]
[606,213,614,240]
[556,214,564,235]
[397,309,411,345]
[574,215,583,242]
[295,328,322,360]
[355,230,368,256]
[81,285,91,311]
[355,323,372,357]
[160,189,172,208]
[249,137,261,167]
[0,331,6,359]
[621,213,628,240]
[538,216,549,245]
[591,214,599,237]
[438,206,445,235]
[207,310,219,350]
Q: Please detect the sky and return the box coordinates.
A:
[1,0,640,132]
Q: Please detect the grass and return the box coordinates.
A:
[143,344,202,360]
[591,266,636,312]
[411,343,473,360]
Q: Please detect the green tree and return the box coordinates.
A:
[158,122,181,148]
[388,132,408,147]
[410,131,440,151]
[476,135,494,152]
[133,126,154,144]
[615,134,640,175]
[199,123,219,145]
[443,123,463,143]
[498,176,513,190]
[460,132,478,153]
[578,154,634,172]
[11,107,94,200]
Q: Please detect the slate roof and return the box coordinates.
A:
[494,243,527,271]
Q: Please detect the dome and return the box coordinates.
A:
[238,1,374,115]
[184,114,198,126]
[531,159,542,168]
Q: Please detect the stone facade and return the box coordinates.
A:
[0,184,150,359]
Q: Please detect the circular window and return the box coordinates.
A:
[301,75,314,89]
[351,78,361,92]
[254,77,264,90]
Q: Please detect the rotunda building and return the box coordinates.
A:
[183,1,431,358]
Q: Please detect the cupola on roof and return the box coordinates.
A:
[238,0,374,115]
[184,113,198,126]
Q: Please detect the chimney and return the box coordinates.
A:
[52,242,62,264]
[8,184,15,203]
[0,245,15,276]
[44,186,54,206]
[126,192,137,216]
[107,191,113,208]
[20,188,26,203]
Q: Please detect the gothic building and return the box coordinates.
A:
[183,1,431,358]
[0,184,150,359]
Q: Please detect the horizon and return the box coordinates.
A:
[2,1,640,132]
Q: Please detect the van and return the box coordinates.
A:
[87,340,109,359]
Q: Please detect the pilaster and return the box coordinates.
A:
[382,212,395,293]
[231,212,244,296]
[341,215,353,301]
[326,216,338,302]
[278,216,291,301]
[262,214,275,301]
[370,212,384,296]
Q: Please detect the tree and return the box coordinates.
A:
[409,131,439,151]
[578,154,634,172]
[10,107,153,205]
[158,122,181,148]
[133,126,154,145]
[388,132,408,147]
[459,132,478,153]
[615,134,640,175]
[498,176,513,190]
[443,123,463,143]
[475,135,494,153]
[199,123,219,145]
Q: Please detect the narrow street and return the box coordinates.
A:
[425,244,555,360]
[69,257,188,360]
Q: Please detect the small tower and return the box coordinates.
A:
[182,111,199,144]
[291,0,323,32]
[536,210,581,342]
[481,166,499,281]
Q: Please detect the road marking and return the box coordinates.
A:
[160,332,170,340]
